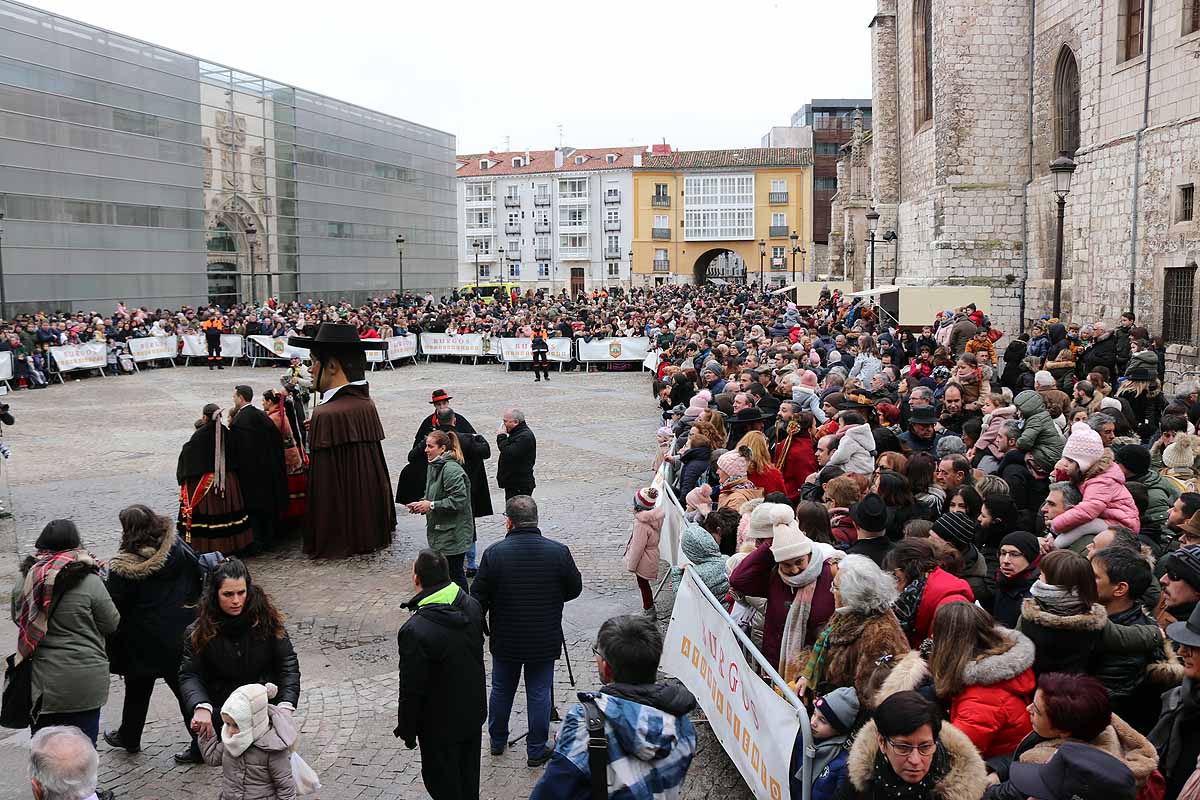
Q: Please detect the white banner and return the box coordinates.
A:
[181,334,244,359]
[50,341,107,372]
[248,335,309,360]
[576,336,651,362]
[662,570,802,800]
[419,333,485,356]
[497,337,573,362]
[0,351,12,381]
[367,335,418,363]
[127,335,177,362]
[643,350,661,372]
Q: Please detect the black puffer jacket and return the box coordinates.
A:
[394,582,486,744]
[677,445,712,498]
[1016,599,1107,676]
[179,613,301,715]
[496,421,537,491]
[106,529,201,677]
[470,527,582,662]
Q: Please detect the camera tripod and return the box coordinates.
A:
[506,632,576,747]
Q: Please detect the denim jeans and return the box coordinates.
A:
[465,540,477,571]
[488,658,554,758]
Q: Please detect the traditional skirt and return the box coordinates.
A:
[178,471,253,555]
[284,470,308,523]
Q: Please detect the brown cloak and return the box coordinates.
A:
[304,382,396,558]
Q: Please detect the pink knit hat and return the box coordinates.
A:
[1062,421,1104,472]
[717,450,749,478]
[684,395,708,419]
[798,370,818,389]
[634,486,659,510]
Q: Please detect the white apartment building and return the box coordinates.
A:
[455,146,642,294]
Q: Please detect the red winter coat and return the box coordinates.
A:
[773,435,817,503]
[729,541,836,671]
[947,627,1036,759]
[909,567,974,648]
[749,465,788,498]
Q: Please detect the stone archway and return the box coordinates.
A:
[692,248,747,285]
[205,194,267,305]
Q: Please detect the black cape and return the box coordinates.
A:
[229,405,288,516]
[395,411,494,518]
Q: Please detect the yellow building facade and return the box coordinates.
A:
[632,148,813,287]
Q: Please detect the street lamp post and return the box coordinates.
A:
[789,230,799,286]
[473,239,481,295]
[497,247,505,298]
[0,212,7,321]
[865,208,879,291]
[245,226,258,307]
[395,234,405,297]
[1050,151,1077,319]
[628,248,634,295]
[758,239,766,289]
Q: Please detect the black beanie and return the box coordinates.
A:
[1114,444,1151,476]
[999,531,1040,564]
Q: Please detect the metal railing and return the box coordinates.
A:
[769,225,789,237]
[533,195,551,206]
[503,196,521,207]
[534,249,551,260]
[652,227,671,240]
[504,223,521,234]
[605,249,623,259]
[653,259,670,272]
[534,222,551,233]
[651,195,670,208]
[604,220,621,231]
[769,191,789,204]
[604,190,621,203]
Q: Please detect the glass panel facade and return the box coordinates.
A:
[0,0,456,310]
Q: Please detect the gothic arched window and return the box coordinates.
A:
[914,0,933,128]
[1054,46,1081,156]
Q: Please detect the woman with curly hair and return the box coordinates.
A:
[104,505,202,755]
[177,557,299,765]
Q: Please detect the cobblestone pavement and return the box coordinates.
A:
[0,361,752,800]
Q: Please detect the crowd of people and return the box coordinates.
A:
[646,288,1200,800]
[10,281,1200,800]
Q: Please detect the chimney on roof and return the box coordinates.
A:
[633,153,642,167]
[525,148,531,165]
[554,148,564,168]
[651,143,672,155]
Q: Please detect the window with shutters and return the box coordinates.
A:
[1163,263,1197,344]
[1054,47,1081,156]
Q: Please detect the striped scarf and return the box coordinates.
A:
[15,549,101,662]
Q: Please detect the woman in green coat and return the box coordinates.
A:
[10,520,119,745]
[405,429,474,589]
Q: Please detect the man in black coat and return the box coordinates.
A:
[229,385,287,551]
[396,388,493,519]
[1081,323,1118,378]
[395,549,486,800]
[496,408,537,499]
[470,495,582,766]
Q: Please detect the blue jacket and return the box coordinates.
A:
[469,527,582,662]
[792,734,850,800]
[530,681,697,800]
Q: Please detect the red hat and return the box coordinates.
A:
[429,389,452,404]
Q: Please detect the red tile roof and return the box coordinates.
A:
[639,148,812,169]
[456,146,647,177]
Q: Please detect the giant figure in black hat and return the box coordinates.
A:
[288,323,396,558]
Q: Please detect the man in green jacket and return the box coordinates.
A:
[1116,444,1179,529]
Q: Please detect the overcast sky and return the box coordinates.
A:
[31,0,874,154]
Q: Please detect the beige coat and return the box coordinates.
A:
[200,704,298,800]
[624,508,664,581]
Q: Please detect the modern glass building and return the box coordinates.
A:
[0,0,456,313]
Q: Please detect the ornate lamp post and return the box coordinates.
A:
[1050,151,1077,318]
[395,234,405,296]
[245,226,258,307]
[758,239,766,289]
[473,239,482,295]
[865,208,879,290]
[628,248,634,294]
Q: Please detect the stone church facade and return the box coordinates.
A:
[832,0,1200,383]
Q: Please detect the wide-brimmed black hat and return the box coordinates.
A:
[908,405,940,425]
[730,406,773,424]
[849,493,888,532]
[288,322,386,351]
[1167,603,1200,649]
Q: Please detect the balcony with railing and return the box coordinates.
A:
[504,195,521,207]
[653,259,670,272]
[504,223,521,234]
[769,191,789,204]
[560,248,590,260]
[533,195,551,206]
[769,225,789,238]
[652,227,671,240]
[464,193,495,207]
[535,249,552,261]
[651,195,670,208]
[465,225,495,236]
[604,220,621,231]
[771,257,786,270]
[605,248,623,259]
[604,189,621,204]
[534,221,551,233]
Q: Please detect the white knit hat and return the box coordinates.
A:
[1062,421,1104,472]
[220,682,277,755]
[769,518,813,563]
[747,502,792,540]
[1163,434,1198,470]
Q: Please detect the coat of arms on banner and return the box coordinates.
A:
[272,340,285,355]
[609,341,622,358]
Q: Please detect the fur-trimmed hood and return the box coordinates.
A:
[873,650,931,708]
[108,526,176,580]
[1081,450,1115,482]
[846,719,990,800]
[1017,714,1159,784]
[961,627,1035,688]
[1019,599,1108,632]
